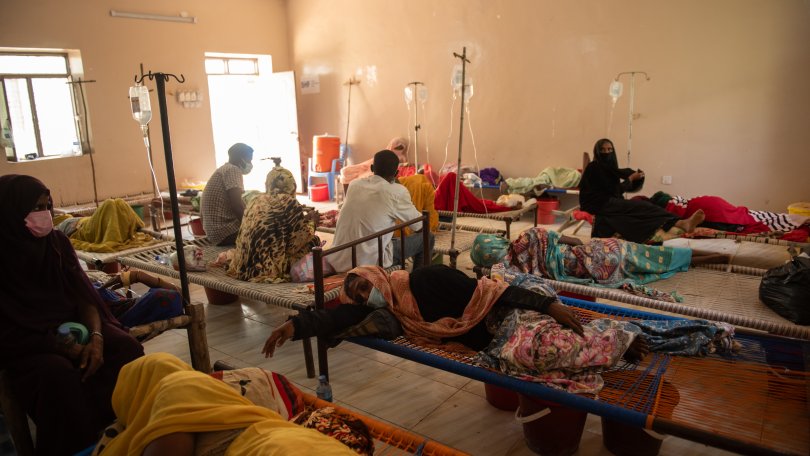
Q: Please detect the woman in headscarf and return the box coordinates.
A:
[227,164,319,283]
[0,174,143,454]
[339,137,409,186]
[579,138,706,243]
[92,353,358,456]
[504,227,727,289]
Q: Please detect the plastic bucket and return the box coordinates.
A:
[788,202,810,217]
[517,394,586,456]
[484,383,519,411]
[189,218,206,236]
[601,418,664,456]
[204,287,239,305]
[536,198,560,225]
[310,183,329,202]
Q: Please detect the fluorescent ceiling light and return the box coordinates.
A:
[110,10,197,24]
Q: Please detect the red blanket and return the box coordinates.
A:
[434,172,512,213]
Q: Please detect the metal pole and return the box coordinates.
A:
[450,48,470,253]
[154,74,191,306]
[627,73,635,166]
[408,81,423,169]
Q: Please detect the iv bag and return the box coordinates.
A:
[129,85,152,126]
[463,80,473,103]
[404,86,413,105]
[609,80,623,101]
[451,64,463,90]
[417,85,428,103]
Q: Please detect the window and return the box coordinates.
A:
[0,51,86,162]
[204,56,260,76]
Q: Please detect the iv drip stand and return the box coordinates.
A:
[343,77,360,151]
[407,81,424,169]
[133,70,192,318]
[449,48,470,258]
[614,71,650,166]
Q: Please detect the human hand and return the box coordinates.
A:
[629,171,645,182]
[102,273,124,290]
[546,301,584,336]
[262,320,295,358]
[309,210,321,224]
[80,336,104,381]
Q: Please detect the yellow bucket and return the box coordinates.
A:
[788,202,810,217]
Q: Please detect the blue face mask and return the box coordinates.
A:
[366,287,388,309]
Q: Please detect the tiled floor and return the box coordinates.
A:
[142,198,790,455]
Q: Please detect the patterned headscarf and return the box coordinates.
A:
[265,166,296,195]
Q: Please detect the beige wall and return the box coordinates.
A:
[2,0,291,205]
[288,0,810,211]
[3,0,808,211]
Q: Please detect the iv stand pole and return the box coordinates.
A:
[407,81,424,169]
[135,71,190,310]
[614,71,650,167]
[449,48,470,257]
[343,77,360,151]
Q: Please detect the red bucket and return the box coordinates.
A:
[204,287,239,305]
[517,394,587,456]
[310,183,329,202]
[484,383,519,411]
[189,218,206,236]
[536,197,560,225]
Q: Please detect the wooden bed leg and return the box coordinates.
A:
[449,250,458,269]
[505,219,512,240]
[317,337,330,380]
[303,337,316,378]
[185,302,212,374]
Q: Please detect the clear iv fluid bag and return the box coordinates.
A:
[609,80,623,101]
[404,86,413,105]
[129,85,152,126]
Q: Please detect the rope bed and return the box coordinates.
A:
[83,270,211,372]
[53,193,154,216]
[347,297,810,456]
[476,264,810,340]
[694,232,810,249]
[437,201,537,239]
[117,238,341,378]
[301,393,467,455]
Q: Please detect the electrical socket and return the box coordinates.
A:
[662,175,672,185]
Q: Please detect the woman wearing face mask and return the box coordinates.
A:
[200,142,254,246]
[579,138,705,243]
[0,174,143,455]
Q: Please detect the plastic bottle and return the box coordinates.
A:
[156,253,170,266]
[56,325,76,346]
[490,262,506,282]
[315,375,333,402]
[129,85,152,126]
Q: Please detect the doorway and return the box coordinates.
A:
[207,54,301,192]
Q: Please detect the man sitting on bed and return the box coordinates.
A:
[200,143,254,246]
[327,149,434,273]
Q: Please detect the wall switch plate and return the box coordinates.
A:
[662,175,672,185]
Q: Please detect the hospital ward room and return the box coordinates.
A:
[2,1,810,455]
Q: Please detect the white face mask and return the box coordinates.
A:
[241,161,253,175]
[366,287,388,309]
[24,210,53,238]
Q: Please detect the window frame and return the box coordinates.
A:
[0,51,87,162]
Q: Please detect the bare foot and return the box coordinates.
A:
[623,336,650,364]
[676,209,705,233]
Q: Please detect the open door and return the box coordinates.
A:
[208,71,301,192]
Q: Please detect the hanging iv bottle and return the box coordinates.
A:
[129,85,152,127]
[609,80,623,103]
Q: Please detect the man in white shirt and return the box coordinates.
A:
[327,150,434,272]
[200,143,254,245]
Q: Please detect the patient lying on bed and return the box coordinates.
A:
[506,227,730,289]
[91,353,361,456]
[264,264,737,393]
[55,198,157,253]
